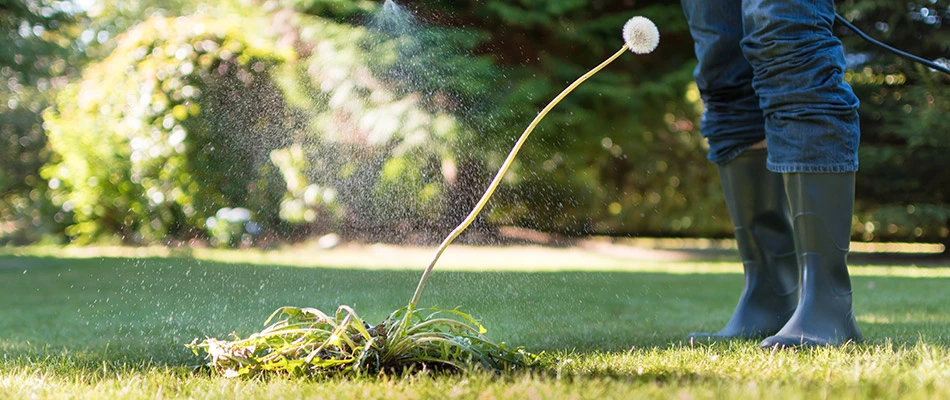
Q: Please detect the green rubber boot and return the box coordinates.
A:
[689,149,799,341]
[759,172,863,349]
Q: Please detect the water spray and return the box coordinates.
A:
[190,14,659,378]
[407,16,660,308]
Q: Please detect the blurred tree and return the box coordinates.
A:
[837,0,950,246]
[0,0,82,244]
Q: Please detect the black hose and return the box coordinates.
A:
[835,13,950,76]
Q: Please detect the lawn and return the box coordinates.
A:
[1,242,949,399]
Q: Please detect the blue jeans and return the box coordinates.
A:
[681,0,860,173]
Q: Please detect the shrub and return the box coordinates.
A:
[43,14,295,245]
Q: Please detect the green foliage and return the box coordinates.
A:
[42,14,295,244]
[269,144,342,225]
[837,0,950,243]
[289,0,376,21]
[0,0,82,244]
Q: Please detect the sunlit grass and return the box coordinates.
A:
[1,245,948,399]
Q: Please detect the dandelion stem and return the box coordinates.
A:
[408,45,631,307]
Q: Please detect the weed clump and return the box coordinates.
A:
[188,305,542,378]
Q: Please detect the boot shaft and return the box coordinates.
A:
[718,149,797,293]
[783,173,855,251]
[783,172,855,294]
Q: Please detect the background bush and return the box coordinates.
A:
[43,14,295,245]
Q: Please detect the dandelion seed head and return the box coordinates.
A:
[623,16,660,54]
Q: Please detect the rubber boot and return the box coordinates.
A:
[759,172,863,349]
[689,149,799,341]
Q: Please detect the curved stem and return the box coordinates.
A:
[408,45,630,307]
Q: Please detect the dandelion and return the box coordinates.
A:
[623,16,660,54]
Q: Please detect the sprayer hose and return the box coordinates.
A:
[835,13,950,75]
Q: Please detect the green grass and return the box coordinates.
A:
[1,245,949,399]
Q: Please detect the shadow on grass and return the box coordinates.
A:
[1,255,948,373]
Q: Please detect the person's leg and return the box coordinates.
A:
[681,0,798,341]
[681,0,765,165]
[740,0,863,348]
